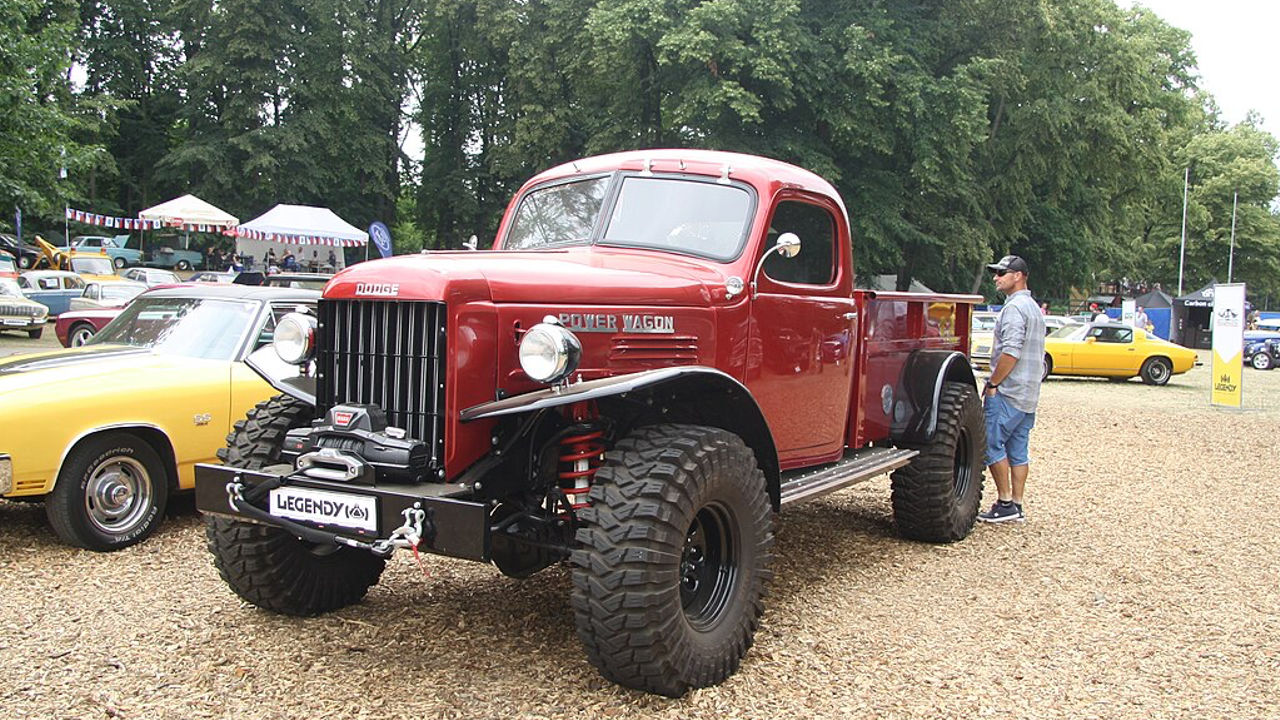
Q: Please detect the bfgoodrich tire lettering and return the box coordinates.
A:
[570,424,774,697]
[205,394,385,616]
[890,381,985,542]
[46,433,168,550]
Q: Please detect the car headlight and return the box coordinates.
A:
[274,312,317,365]
[519,317,581,384]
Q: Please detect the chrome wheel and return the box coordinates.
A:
[83,456,154,536]
[70,325,95,346]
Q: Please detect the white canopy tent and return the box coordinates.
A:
[138,194,239,228]
[235,204,368,271]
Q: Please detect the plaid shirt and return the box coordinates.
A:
[992,289,1045,413]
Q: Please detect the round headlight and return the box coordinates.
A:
[274,312,317,365]
[519,320,581,384]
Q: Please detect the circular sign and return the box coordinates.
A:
[368,221,393,258]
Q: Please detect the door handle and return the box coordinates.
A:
[843,312,858,320]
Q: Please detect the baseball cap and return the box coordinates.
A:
[987,255,1029,275]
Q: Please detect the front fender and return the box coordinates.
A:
[244,346,316,406]
[896,350,978,444]
[461,367,782,508]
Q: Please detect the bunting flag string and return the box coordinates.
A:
[65,207,164,231]
[231,227,365,248]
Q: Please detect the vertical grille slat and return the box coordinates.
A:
[316,300,447,471]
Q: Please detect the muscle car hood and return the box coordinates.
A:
[0,346,227,397]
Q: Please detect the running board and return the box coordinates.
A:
[779,447,919,506]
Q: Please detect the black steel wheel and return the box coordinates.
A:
[571,424,774,697]
[205,395,385,616]
[1140,357,1172,385]
[890,381,985,542]
[46,433,169,550]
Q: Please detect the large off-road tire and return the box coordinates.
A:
[1140,356,1172,385]
[890,381,985,542]
[571,424,774,697]
[46,433,169,550]
[204,394,385,616]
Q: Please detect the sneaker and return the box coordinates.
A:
[977,500,1025,523]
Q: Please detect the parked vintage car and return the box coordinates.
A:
[66,253,125,282]
[0,277,49,338]
[968,311,998,368]
[0,285,320,550]
[17,270,87,315]
[0,233,42,269]
[55,306,120,347]
[187,270,237,284]
[1044,322,1199,385]
[261,271,333,290]
[59,235,143,269]
[1245,336,1280,370]
[68,281,147,311]
[147,237,203,271]
[120,267,182,286]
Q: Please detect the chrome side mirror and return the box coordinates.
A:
[751,232,802,298]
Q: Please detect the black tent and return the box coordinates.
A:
[1173,283,1216,348]
[1135,288,1174,339]
[1134,288,1173,309]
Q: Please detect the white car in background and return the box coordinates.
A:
[69,281,148,311]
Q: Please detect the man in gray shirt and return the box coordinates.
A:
[977,255,1045,523]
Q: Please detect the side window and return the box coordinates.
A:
[85,284,99,300]
[39,278,58,290]
[66,276,85,290]
[762,200,836,286]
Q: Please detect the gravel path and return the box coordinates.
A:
[2,356,1277,719]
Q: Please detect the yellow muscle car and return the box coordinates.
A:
[0,284,318,550]
[1043,322,1199,385]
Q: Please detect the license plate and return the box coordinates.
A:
[3,319,29,326]
[268,487,377,532]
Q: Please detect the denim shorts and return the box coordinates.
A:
[984,391,1036,466]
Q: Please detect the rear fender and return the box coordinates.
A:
[896,350,978,444]
[461,367,783,508]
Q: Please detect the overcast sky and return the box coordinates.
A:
[1126,0,1279,139]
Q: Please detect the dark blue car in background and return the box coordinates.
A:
[1245,330,1280,370]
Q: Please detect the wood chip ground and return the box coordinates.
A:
[2,352,1276,719]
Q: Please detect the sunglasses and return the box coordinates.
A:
[994,269,1011,277]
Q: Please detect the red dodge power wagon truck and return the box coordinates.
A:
[195,149,985,696]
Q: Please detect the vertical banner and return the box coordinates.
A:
[1121,299,1136,327]
[1210,283,1245,408]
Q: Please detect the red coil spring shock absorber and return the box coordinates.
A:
[558,425,605,513]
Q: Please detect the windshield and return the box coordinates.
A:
[0,257,15,274]
[90,296,259,360]
[1050,323,1089,339]
[504,175,753,260]
[971,314,997,332]
[71,256,114,275]
[102,284,145,302]
[0,279,21,296]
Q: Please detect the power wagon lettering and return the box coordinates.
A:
[559,312,674,334]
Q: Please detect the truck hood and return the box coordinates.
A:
[327,248,733,307]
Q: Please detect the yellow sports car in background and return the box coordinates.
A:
[1043,322,1199,385]
[969,311,998,368]
[0,284,318,550]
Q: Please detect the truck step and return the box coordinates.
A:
[778,446,919,506]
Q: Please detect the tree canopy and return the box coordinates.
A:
[3,0,1278,303]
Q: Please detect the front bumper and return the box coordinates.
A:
[194,463,490,561]
[1,317,44,329]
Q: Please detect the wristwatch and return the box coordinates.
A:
[984,380,999,391]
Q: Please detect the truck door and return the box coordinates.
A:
[747,194,857,465]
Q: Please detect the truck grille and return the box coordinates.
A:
[315,300,447,471]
